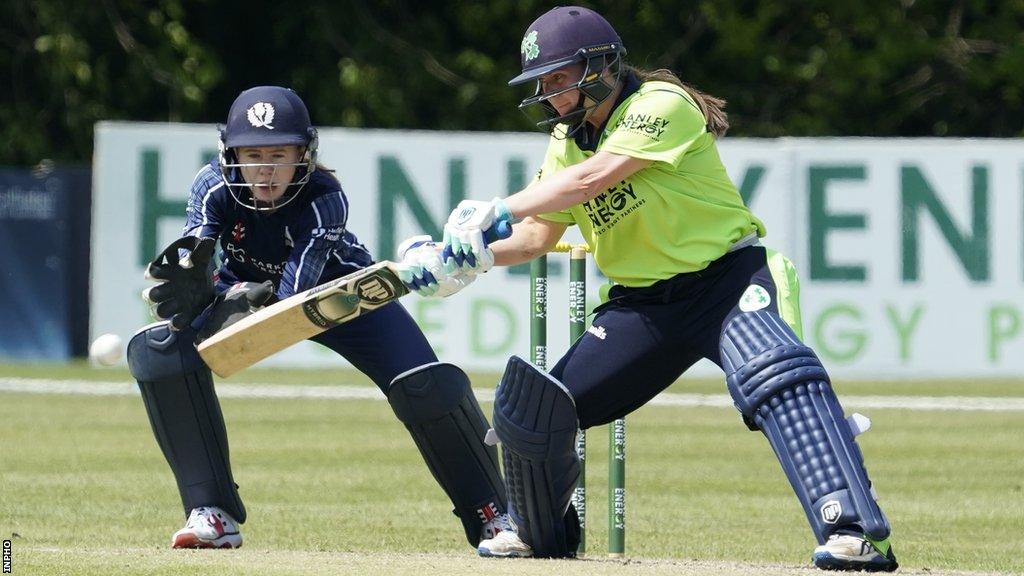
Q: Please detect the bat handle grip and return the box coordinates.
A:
[484,220,513,243]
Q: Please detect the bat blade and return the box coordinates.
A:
[198,262,408,377]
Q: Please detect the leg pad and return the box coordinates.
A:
[492,356,581,558]
[128,322,246,522]
[388,362,506,546]
[721,311,890,543]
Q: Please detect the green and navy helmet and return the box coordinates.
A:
[509,6,626,137]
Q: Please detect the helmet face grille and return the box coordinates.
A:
[516,52,624,138]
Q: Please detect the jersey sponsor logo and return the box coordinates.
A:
[521,30,540,62]
[738,284,771,312]
[581,180,645,235]
[225,242,246,262]
[587,325,607,340]
[310,225,344,242]
[246,102,276,130]
[224,241,286,276]
[820,500,843,524]
[613,112,671,140]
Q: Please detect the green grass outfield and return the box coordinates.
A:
[1,363,1022,575]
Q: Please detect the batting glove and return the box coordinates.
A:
[441,198,514,274]
[396,235,476,298]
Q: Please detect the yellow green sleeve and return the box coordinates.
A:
[599,87,707,167]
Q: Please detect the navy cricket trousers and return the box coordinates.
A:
[312,301,438,391]
[549,246,804,429]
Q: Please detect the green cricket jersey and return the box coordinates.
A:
[537,80,766,287]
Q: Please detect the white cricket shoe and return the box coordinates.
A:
[172,506,243,549]
[480,512,516,542]
[477,521,533,558]
[813,533,898,572]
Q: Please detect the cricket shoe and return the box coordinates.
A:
[172,506,243,549]
[480,512,517,542]
[813,533,898,572]
[477,522,532,558]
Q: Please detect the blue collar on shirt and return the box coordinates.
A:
[574,71,642,152]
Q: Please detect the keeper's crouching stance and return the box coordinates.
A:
[127,85,510,550]
[128,318,508,550]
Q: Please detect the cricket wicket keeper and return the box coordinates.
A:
[127,86,513,550]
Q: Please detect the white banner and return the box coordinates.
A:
[92,123,1024,378]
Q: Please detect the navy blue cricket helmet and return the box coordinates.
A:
[218,86,319,211]
[510,6,626,137]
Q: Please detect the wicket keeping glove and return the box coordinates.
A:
[142,236,217,331]
[196,281,277,342]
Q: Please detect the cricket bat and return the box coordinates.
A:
[198,261,408,377]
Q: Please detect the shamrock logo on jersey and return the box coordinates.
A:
[247,102,275,130]
[521,30,540,62]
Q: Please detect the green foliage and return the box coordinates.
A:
[4,0,1024,165]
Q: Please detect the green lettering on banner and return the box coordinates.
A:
[812,303,865,363]
[901,165,989,281]
[139,149,187,266]
[988,304,1020,362]
[808,165,867,281]
[470,299,516,356]
[507,158,527,192]
[412,299,446,356]
[377,156,466,259]
[738,165,766,206]
[507,158,530,277]
[884,304,924,361]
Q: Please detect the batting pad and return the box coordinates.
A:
[388,362,507,547]
[128,321,246,522]
[720,311,890,544]
[492,356,581,557]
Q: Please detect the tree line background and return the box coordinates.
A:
[3,0,1022,166]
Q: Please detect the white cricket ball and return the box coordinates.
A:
[89,333,124,366]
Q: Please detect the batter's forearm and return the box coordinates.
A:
[492,239,544,267]
[504,165,600,217]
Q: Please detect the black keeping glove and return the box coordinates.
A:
[142,236,217,331]
[196,280,277,343]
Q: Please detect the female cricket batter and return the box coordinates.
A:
[128,86,512,550]
[413,6,898,572]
